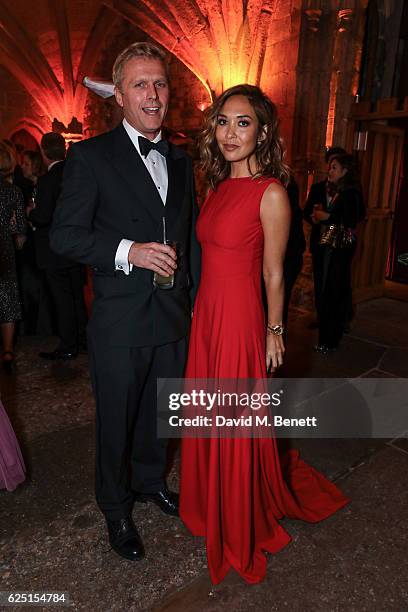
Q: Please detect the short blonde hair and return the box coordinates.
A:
[112,42,168,90]
[0,141,16,180]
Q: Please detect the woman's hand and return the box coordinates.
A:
[312,209,330,223]
[266,333,285,373]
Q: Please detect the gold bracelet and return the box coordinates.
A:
[267,324,284,336]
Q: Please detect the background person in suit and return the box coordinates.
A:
[29,133,87,359]
[303,146,347,327]
[17,149,45,336]
[283,175,306,325]
[50,42,200,562]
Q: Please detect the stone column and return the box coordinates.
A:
[329,8,355,146]
[292,8,322,195]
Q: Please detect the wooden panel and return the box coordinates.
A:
[352,124,404,303]
[350,96,408,119]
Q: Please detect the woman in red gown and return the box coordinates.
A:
[179,85,349,584]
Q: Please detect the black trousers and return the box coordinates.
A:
[45,266,87,352]
[283,255,303,325]
[89,335,188,520]
[316,246,353,348]
[311,248,324,316]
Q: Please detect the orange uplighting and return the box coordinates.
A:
[222,67,250,91]
[325,71,339,148]
[196,100,211,112]
[61,133,83,144]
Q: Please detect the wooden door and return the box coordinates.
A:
[352,123,405,302]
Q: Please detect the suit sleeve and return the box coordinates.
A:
[29,174,58,228]
[303,184,318,225]
[50,145,121,275]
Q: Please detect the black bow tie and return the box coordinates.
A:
[138,136,169,158]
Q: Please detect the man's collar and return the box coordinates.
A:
[48,160,63,171]
[122,118,162,154]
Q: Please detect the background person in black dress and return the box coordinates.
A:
[50,42,200,562]
[312,153,364,353]
[303,146,346,327]
[0,143,26,372]
[29,133,88,360]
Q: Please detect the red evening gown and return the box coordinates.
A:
[179,177,350,584]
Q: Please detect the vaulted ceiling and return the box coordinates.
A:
[0,0,303,137]
[0,1,120,133]
[1,0,374,169]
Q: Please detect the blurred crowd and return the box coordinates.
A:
[0,135,88,374]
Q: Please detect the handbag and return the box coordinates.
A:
[319,224,354,249]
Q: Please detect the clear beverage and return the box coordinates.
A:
[153,241,177,290]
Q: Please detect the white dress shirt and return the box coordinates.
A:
[115,118,168,275]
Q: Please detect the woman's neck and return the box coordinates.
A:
[229,155,258,178]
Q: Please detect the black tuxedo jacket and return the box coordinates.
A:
[29,161,74,269]
[303,180,328,254]
[50,124,201,347]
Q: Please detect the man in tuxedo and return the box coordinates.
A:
[303,146,346,326]
[50,42,200,561]
[29,132,87,359]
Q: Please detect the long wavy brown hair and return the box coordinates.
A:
[199,84,290,191]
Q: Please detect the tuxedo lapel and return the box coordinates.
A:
[108,125,165,223]
[165,146,186,229]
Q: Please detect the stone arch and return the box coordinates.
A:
[0,3,65,120]
[10,129,40,151]
[104,0,298,99]
[0,4,121,129]
[4,118,45,145]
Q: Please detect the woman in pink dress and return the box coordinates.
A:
[0,394,25,491]
[179,85,349,584]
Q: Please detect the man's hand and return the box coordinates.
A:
[15,234,27,250]
[128,242,177,276]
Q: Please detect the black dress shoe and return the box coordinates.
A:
[78,342,88,354]
[314,344,337,355]
[39,349,78,361]
[134,487,179,516]
[2,351,15,374]
[106,516,145,561]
